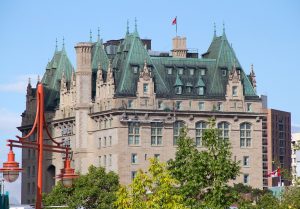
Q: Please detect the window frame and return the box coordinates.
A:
[240,122,252,148]
[218,122,230,140]
[173,121,185,145]
[195,121,207,146]
[128,122,140,145]
[151,122,163,146]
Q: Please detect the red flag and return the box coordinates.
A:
[267,168,281,178]
[172,17,177,25]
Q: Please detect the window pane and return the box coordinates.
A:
[135,136,140,144]
[157,136,162,145]
[128,136,133,144]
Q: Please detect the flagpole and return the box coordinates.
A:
[176,16,178,36]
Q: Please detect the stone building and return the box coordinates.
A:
[292,133,300,185]
[19,26,268,204]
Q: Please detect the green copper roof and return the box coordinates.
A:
[41,48,73,110]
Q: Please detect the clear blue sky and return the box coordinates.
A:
[0,0,299,203]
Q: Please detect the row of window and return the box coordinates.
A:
[166,67,207,76]
[98,119,113,129]
[131,153,160,164]
[128,121,253,148]
[98,154,112,167]
[175,86,205,95]
[98,136,112,148]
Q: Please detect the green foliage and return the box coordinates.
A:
[280,187,300,209]
[43,165,119,209]
[115,158,187,209]
[168,119,240,208]
[255,193,280,209]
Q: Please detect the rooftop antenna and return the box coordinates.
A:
[126,19,129,35]
[89,29,92,42]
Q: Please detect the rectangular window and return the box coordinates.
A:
[104,155,107,167]
[32,182,35,194]
[198,102,204,110]
[247,103,252,112]
[151,122,163,145]
[243,174,249,184]
[128,100,133,108]
[175,86,182,94]
[217,102,223,111]
[143,84,149,93]
[131,171,137,180]
[128,122,140,145]
[27,167,31,178]
[32,166,35,177]
[104,137,107,147]
[200,69,206,76]
[186,86,192,93]
[158,101,163,109]
[243,156,250,167]
[98,138,101,149]
[232,86,238,96]
[27,183,30,193]
[98,156,102,167]
[109,136,112,146]
[222,69,227,76]
[178,68,184,75]
[109,154,112,166]
[189,68,194,75]
[131,153,138,164]
[198,87,204,95]
[175,101,182,110]
[132,66,138,74]
[167,68,173,75]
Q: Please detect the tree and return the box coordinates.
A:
[115,158,187,209]
[43,165,119,209]
[168,119,240,208]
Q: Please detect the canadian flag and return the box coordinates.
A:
[267,168,281,178]
[172,17,177,25]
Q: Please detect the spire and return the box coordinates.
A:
[28,77,31,85]
[126,19,129,35]
[250,64,257,92]
[97,63,103,82]
[62,36,65,50]
[134,17,138,35]
[55,38,58,52]
[97,27,100,42]
[222,22,227,40]
[213,22,216,38]
[90,29,92,42]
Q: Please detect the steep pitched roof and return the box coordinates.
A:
[42,48,73,110]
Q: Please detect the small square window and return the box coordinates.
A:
[200,69,206,76]
[186,86,192,93]
[217,102,223,111]
[189,68,194,75]
[198,102,204,110]
[167,68,173,75]
[154,154,160,160]
[178,68,184,75]
[243,174,249,184]
[232,86,238,96]
[158,101,163,109]
[243,156,250,167]
[131,153,138,164]
[175,86,182,94]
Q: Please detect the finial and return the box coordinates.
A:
[126,19,129,35]
[134,17,138,33]
[62,36,65,49]
[97,27,100,42]
[28,77,31,85]
[55,38,58,52]
[222,21,225,34]
[90,29,92,42]
[213,22,216,38]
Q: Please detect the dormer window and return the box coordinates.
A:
[222,69,227,76]
[200,69,206,76]
[175,86,182,94]
[132,66,139,74]
[186,86,192,93]
[189,68,194,75]
[197,87,204,95]
[178,68,184,75]
[143,84,149,93]
[167,68,173,75]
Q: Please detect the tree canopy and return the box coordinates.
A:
[43,165,119,209]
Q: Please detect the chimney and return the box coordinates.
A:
[171,36,187,58]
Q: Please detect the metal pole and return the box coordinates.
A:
[36,84,44,209]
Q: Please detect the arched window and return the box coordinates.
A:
[218,122,230,140]
[173,121,185,145]
[195,121,207,146]
[240,123,252,147]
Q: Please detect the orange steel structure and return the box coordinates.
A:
[0,83,78,209]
